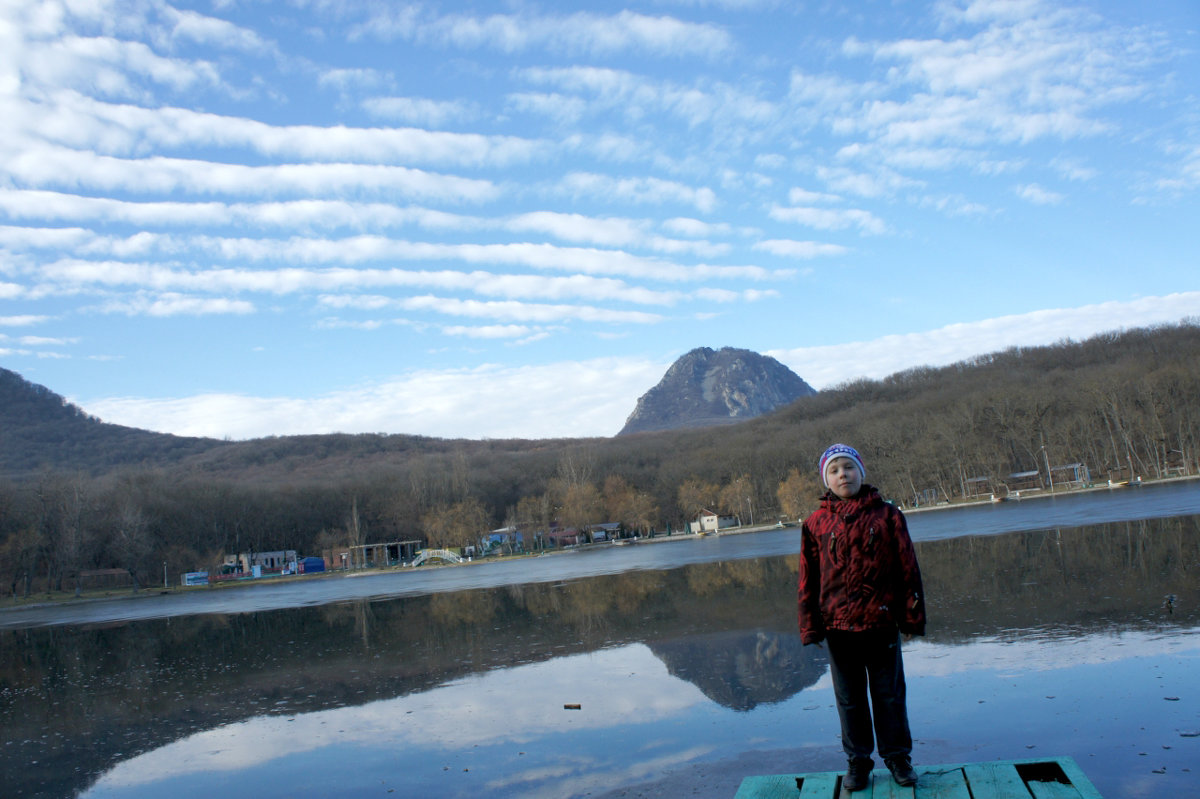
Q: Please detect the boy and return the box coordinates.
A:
[797,443,925,791]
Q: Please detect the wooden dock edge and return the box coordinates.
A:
[734,755,1103,798]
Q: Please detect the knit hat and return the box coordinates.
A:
[819,443,866,488]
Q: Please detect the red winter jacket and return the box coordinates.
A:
[797,485,925,645]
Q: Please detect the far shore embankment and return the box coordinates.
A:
[3,473,1197,619]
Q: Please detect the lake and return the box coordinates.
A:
[2,480,1198,798]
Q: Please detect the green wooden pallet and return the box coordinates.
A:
[735,756,1102,798]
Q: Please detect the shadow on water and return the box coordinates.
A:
[1,490,1198,797]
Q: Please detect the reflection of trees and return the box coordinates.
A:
[2,514,1198,798]
[650,630,826,711]
[430,587,498,627]
[919,516,1200,640]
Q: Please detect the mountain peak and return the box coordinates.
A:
[618,347,815,435]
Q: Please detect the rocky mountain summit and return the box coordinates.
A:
[618,347,816,435]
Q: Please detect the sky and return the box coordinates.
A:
[1,0,1198,441]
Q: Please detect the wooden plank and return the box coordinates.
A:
[733,771,841,798]
[867,768,913,799]
[911,766,972,799]
[1027,782,1083,799]
[734,774,802,799]
[1052,757,1104,799]
[796,772,840,798]
[962,762,1029,799]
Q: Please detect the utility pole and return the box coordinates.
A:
[1042,443,1054,492]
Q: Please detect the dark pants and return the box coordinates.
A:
[826,628,913,763]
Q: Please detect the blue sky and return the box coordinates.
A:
[1,0,1198,440]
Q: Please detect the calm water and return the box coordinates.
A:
[2,480,1199,798]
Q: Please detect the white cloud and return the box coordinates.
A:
[24,34,222,100]
[362,9,734,59]
[9,144,501,202]
[787,187,841,205]
[518,65,777,132]
[562,173,718,213]
[315,67,388,94]
[1050,157,1098,182]
[504,211,723,256]
[83,356,670,439]
[395,296,663,325]
[507,91,590,125]
[508,211,646,247]
[753,239,847,259]
[660,217,732,238]
[0,315,50,326]
[813,0,1164,192]
[1015,182,1064,205]
[96,292,256,317]
[19,335,76,346]
[768,293,1200,390]
[18,248,788,315]
[362,96,474,127]
[768,205,886,235]
[817,165,920,199]
[441,324,540,339]
[21,92,542,167]
[166,7,273,53]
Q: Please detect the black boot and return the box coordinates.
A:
[886,756,918,786]
[843,758,873,792]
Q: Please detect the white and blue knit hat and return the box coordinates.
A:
[818,443,866,488]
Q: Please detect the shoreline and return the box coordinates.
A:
[3,473,1196,614]
[901,471,1200,514]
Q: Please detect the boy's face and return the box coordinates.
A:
[825,457,863,499]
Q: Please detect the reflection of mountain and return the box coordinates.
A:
[649,629,826,711]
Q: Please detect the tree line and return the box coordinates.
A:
[1,321,1198,595]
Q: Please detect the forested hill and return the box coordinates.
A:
[0,368,225,477]
[4,321,1200,490]
[2,322,1198,593]
[0,366,581,482]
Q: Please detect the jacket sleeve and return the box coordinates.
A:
[797,519,826,645]
[890,507,926,636]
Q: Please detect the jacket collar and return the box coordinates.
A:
[819,483,882,513]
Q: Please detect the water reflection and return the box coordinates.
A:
[2,514,1198,798]
[650,631,825,711]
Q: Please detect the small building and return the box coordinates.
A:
[689,510,739,534]
[545,527,582,547]
[298,556,325,574]
[323,547,351,571]
[75,568,133,591]
[1049,462,1090,488]
[347,540,421,569]
[963,476,992,498]
[481,526,524,555]
[911,487,939,507]
[222,550,298,575]
[588,522,621,542]
[1106,464,1133,483]
[1006,470,1043,491]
